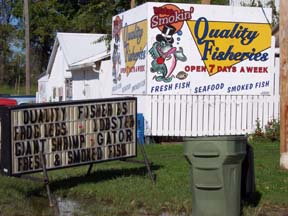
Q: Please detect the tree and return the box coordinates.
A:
[24,0,30,94]
[0,0,16,84]
[11,0,126,80]
[12,0,74,80]
[71,0,114,33]
[8,0,231,88]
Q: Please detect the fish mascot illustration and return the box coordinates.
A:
[149,24,187,83]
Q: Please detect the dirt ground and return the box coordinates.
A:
[251,205,288,216]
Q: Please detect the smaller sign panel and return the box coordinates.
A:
[3,98,136,175]
[112,3,148,95]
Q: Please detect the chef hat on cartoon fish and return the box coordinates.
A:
[156,24,176,44]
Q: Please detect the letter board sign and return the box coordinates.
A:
[0,97,137,176]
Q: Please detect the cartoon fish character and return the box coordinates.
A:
[149,41,187,83]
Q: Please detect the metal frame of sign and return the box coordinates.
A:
[0,97,137,176]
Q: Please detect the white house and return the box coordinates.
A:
[37,32,111,103]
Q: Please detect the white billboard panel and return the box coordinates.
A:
[112,3,273,95]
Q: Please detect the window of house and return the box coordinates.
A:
[65,79,73,101]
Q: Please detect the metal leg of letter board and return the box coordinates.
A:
[86,139,155,184]
[39,151,55,207]
[120,138,155,184]
[138,138,155,184]
[86,163,93,176]
[19,152,59,212]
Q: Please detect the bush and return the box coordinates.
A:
[252,118,280,141]
[265,119,280,141]
[254,119,265,137]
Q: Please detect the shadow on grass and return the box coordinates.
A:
[4,164,161,215]
[49,164,161,191]
[240,144,262,214]
[241,143,262,215]
[242,191,262,207]
[11,162,161,199]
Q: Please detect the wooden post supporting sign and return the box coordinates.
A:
[130,0,135,9]
[280,0,288,169]
[201,0,211,4]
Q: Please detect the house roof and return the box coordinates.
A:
[69,50,110,70]
[46,32,110,75]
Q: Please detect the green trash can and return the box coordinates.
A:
[184,136,247,216]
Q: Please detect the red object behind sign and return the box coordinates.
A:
[0,98,17,106]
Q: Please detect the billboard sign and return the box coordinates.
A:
[112,3,273,95]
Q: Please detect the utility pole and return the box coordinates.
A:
[280,0,288,169]
[24,0,30,95]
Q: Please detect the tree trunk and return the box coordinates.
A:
[24,0,30,95]
[0,54,4,84]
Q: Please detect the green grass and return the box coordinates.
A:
[249,138,288,204]
[242,137,288,215]
[0,84,37,95]
[0,139,287,215]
